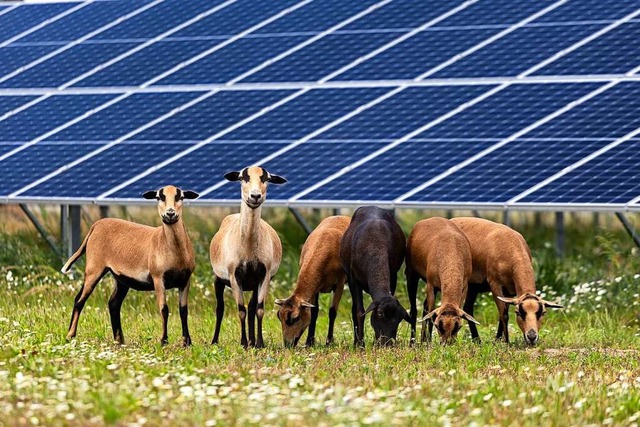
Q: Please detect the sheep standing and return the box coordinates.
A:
[275,215,350,347]
[451,217,564,345]
[62,185,199,346]
[406,217,479,344]
[210,166,286,348]
[340,206,409,347]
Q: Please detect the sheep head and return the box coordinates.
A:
[497,293,564,346]
[421,303,479,345]
[362,296,411,346]
[224,166,287,209]
[142,185,199,225]
[275,296,314,348]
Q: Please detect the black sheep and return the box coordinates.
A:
[340,206,409,347]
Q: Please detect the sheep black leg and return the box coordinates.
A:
[494,298,510,343]
[66,269,104,341]
[108,281,129,345]
[305,294,320,347]
[349,278,365,348]
[405,268,419,345]
[326,284,343,346]
[211,278,226,344]
[248,291,257,347]
[154,282,169,345]
[178,281,191,347]
[464,288,481,343]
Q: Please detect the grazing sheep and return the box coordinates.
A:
[340,206,409,347]
[275,215,350,348]
[406,217,479,345]
[210,166,286,348]
[62,185,199,346]
[451,217,564,345]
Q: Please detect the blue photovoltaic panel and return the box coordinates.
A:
[0,0,637,211]
[0,3,75,43]
[0,142,105,196]
[18,1,153,43]
[519,140,640,204]
[527,82,640,140]
[300,139,494,202]
[0,42,138,88]
[73,40,220,87]
[333,28,497,81]
[403,138,617,204]
[254,0,380,34]
[319,86,491,140]
[0,45,60,77]
[431,24,603,78]
[240,32,401,83]
[134,90,293,141]
[534,0,640,23]
[93,0,227,41]
[152,35,309,86]
[170,0,301,39]
[0,95,37,116]
[534,23,640,76]
[48,92,206,142]
[0,94,115,141]
[22,142,201,198]
[418,83,602,139]
[209,141,389,200]
[223,88,389,140]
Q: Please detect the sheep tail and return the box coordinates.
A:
[61,226,93,274]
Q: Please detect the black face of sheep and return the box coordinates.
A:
[363,296,411,346]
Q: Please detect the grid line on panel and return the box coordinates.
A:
[6,0,320,196]
[96,0,478,200]
[506,126,640,205]
[0,1,92,48]
[2,74,640,97]
[287,0,579,201]
[0,0,165,85]
[0,5,19,19]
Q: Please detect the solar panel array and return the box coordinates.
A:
[0,0,638,211]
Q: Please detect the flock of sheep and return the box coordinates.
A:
[61,166,564,349]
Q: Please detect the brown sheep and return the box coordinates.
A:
[275,215,350,348]
[210,166,286,348]
[62,185,199,346]
[451,217,564,345]
[406,217,479,344]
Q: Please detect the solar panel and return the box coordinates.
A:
[0,0,638,212]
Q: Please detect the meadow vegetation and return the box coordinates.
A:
[0,205,639,426]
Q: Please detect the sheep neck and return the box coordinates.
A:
[161,219,191,254]
[292,275,318,303]
[239,202,262,250]
[513,263,537,296]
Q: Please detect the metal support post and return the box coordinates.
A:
[19,204,60,257]
[615,212,640,248]
[289,208,312,235]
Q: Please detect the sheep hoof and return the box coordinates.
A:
[160,338,169,346]
[255,340,265,349]
[182,336,191,347]
[304,339,315,348]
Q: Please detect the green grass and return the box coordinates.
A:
[0,208,639,426]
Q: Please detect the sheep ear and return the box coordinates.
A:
[419,309,438,323]
[301,301,315,309]
[267,173,287,184]
[224,171,241,181]
[542,300,564,309]
[142,190,158,200]
[461,311,480,325]
[497,296,518,305]
[274,299,286,306]
[183,190,199,200]
[361,302,376,318]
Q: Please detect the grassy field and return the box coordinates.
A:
[0,206,639,426]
